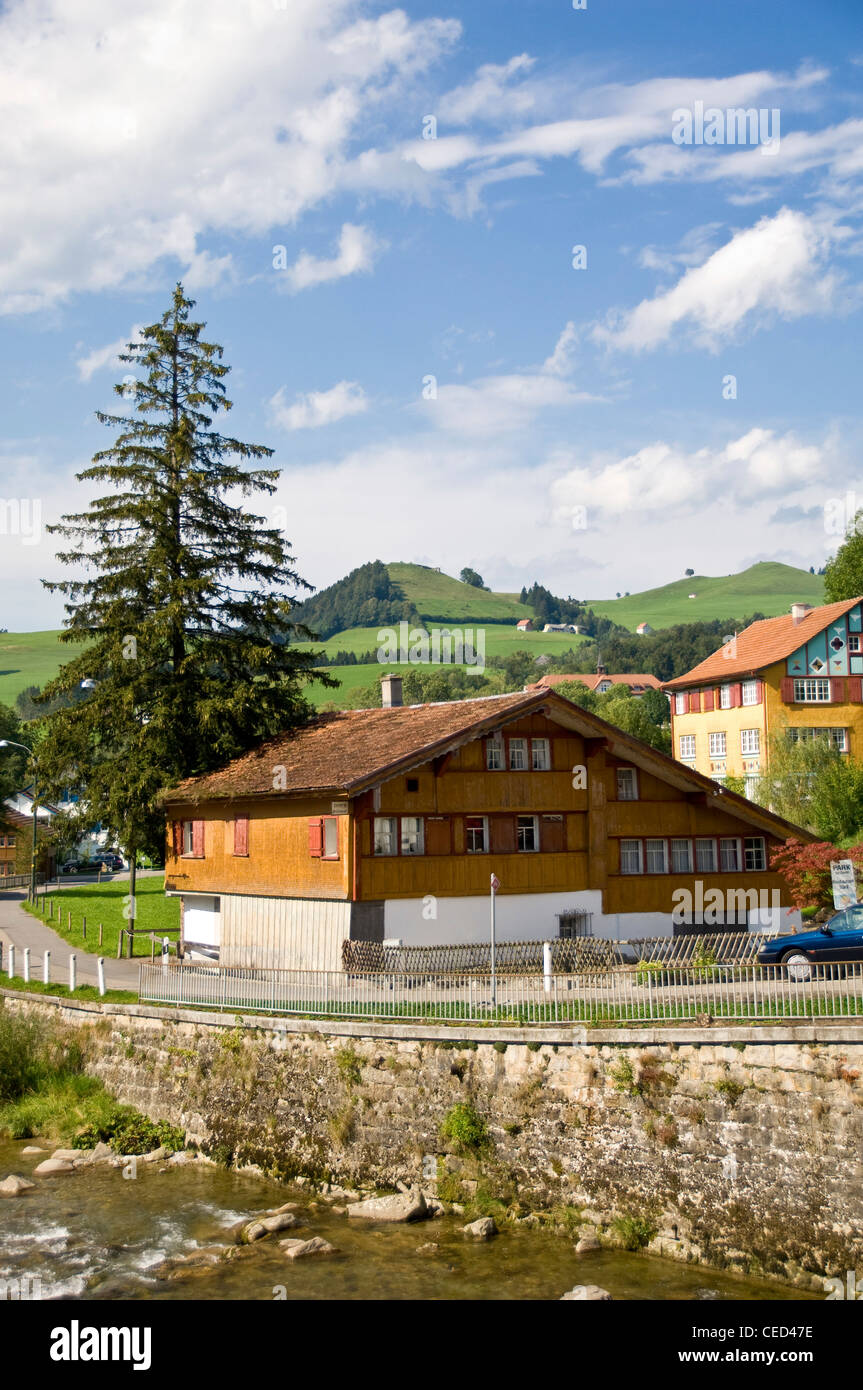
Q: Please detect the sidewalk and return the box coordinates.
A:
[0,890,142,992]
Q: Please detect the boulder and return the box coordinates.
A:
[416,1242,439,1254]
[241,1220,268,1244]
[141,1147,168,1164]
[279,1236,336,1260]
[561,1285,613,1301]
[0,1174,35,1195]
[33,1158,75,1175]
[260,1212,301,1234]
[49,1149,82,1162]
[91,1142,114,1162]
[348,1191,428,1223]
[575,1236,601,1254]
[463,1217,497,1241]
[21,1146,45,1155]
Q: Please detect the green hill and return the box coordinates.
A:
[587,562,824,632]
[0,630,88,710]
[387,562,532,624]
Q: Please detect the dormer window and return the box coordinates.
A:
[616,767,638,800]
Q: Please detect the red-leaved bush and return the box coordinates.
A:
[770,839,863,910]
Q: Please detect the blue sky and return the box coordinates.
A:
[1,0,862,627]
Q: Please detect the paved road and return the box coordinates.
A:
[0,889,142,992]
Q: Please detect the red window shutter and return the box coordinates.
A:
[830,677,846,703]
[192,819,204,857]
[234,815,249,856]
[308,817,323,857]
[781,676,795,703]
[172,821,183,857]
[688,691,700,713]
[849,677,862,703]
[731,683,742,708]
[490,816,517,855]
[754,679,763,703]
[703,688,714,711]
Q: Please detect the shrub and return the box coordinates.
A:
[0,1007,46,1102]
[335,1046,363,1088]
[439,1102,490,1154]
[612,1215,656,1250]
[74,1109,186,1154]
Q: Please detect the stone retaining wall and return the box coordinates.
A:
[4,989,863,1289]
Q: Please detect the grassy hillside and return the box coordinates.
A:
[0,630,88,710]
[387,562,533,623]
[587,562,824,632]
[298,623,586,662]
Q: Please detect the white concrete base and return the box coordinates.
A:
[384,891,673,943]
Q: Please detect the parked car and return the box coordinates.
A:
[60,860,81,875]
[100,854,124,871]
[757,907,863,981]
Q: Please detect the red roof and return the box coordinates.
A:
[526,672,660,693]
[663,598,861,689]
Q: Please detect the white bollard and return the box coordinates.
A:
[69,954,76,993]
[23,947,30,983]
[7,944,14,979]
[97,957,106,998]
[543,940,553,996]
[43,950,50,986]
[161,937,170,973]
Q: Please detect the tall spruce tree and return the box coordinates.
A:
[38,284,331,921]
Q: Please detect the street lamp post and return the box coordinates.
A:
[0,739,38,902]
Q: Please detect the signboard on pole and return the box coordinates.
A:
[831,859,858,910]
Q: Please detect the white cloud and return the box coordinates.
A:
[550,427,829,522]
[282,223,383,293]
[595,208,843,352]
[75,326,143,381]
[269,380,368,431]
[0,0,457,312]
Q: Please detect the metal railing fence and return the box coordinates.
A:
[138,959,863,1024]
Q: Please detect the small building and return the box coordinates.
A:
[636,621,654,637]
[163,679,806,968]
[663,596,863,795]
[526,667,661,698]
[542,622,579,634]
[516,618,532,631]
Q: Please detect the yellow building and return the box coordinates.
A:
[664,598,863,792]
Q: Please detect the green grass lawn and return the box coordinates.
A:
[388,562,533,623]
[587,561,824,632]
[0,974,137,1004]
[26,876,179,958]
[0,629,89,709]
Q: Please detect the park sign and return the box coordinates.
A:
[830,860,858,911]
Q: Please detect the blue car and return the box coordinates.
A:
[757,906,863,980]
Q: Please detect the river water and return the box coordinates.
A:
[0,1139,818,1302]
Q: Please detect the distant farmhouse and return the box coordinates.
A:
[526,665,661,697]
[163,675,805,968]
[516,618,532,631]
[664,598,863,797]
[636,621,654,636]
[542,622,580,634]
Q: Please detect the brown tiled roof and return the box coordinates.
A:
[527,673,660,693]
[165,692,544,802]
[663,598,861,689]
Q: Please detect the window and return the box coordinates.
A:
[742,679,759,706]
[616,767,638,800]
[708,732,726,757]
[744,836,767,871]
[620,839,642,874]
[740,728,760,756]
[674,693,687,715]
[183,821,194,856]
[373,817,398,856]
[531,738,551,770]
[788,727,848,751]
[850,634,861,653]
[406,777,419,792]
[720,837,741,872]
[5,835,15,849]
[516,815,539,852]
[720,684,732,709]
[695,838,717,873]
[679,735,696,760]
[645,838,668,873]
[671,838,693,873]
[181,821,203,857]
[485,736,503,770]
[465,816,487,853]
[400,817,424,856]
[508,737,528,770]
[323,816,339,859]
[793,678,831,702]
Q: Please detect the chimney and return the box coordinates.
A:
[381,673,403,708]
[596,658,607,676]
[791,603,814,626]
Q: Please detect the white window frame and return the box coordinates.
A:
[679,734,696,761]
[373,816,398,856]
[671,838,693,873]
[531,737,551,771]
[793,678,831,702]
[695,838,717,873]
[400,817,425,856]
[741,679,759,706]
[182,821,195,856]
[708,731,727,757]
[486,736,503,770]
[674,693,687,715]
[516,814,539,853]
[850,634,861,653]
[323,816,339,860]
[740,728,760,756]
[616,767,638,801]
[465,815,488,854]
[645,838,668,874]
[720,684,732,709]
[619,839,643,875]
[720,837,741,872]
[508,737,528,771]
[744,836,767,871]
